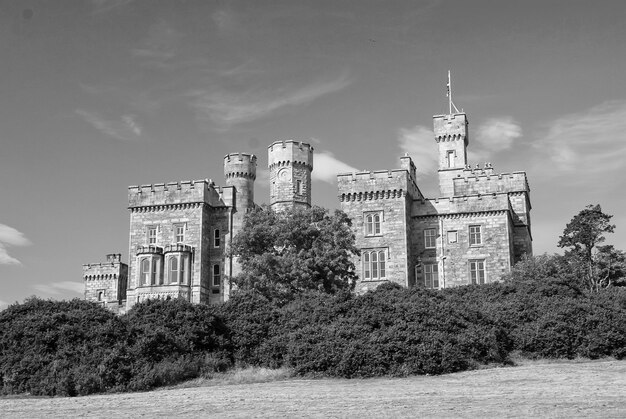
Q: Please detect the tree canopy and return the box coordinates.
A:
[230,205,358,301]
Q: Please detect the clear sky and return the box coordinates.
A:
[1,0,625,309]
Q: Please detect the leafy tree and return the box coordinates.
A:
[558,204,616,292]
[231,205,358,302]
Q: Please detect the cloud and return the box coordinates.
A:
[76,110,143,141]
[0,300,8,311]
[33,281,84,296]
[470,117,522,163]
[131,20,183,65]
[397,125,438,177]
[0,224,31,265]
[537,100,626,176]
[90,0,134,14]
[313,151,359,184]
[189,74,351,127]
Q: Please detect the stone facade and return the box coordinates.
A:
[338,112,532,292]
[84,108,532,310]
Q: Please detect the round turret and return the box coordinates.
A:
[267,141,314,211]
[223,153,257,210]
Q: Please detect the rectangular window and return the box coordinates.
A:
[424,228,437,249]
[296,180,302,194]
[469,259,486,285]
[447,231,458,244]
[447,150,455,168]
[469,225,482,246]
[174,224,185,243]
[364,212,382,236]
[212,264,221,287]
[362,249,386,280]
[424,263,439,289]
[147,226,157,245]
[214,229,221,248]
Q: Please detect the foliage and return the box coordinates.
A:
[558,204,617,291]
[231,205,359,302]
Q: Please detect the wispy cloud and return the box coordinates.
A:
[131,20,183,66]
[313,151,359,184]
[189,74,352,127]
[33,281,84,296]
[469,117,522,163]
[90,0,134,14]
[76,110,143,141]
[537,100,626,176]
[397,125,438,178]
[0,224,31,266]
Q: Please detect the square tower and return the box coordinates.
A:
[434,113,469,197]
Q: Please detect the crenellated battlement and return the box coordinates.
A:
[413,193,512,217]
[453,167,529,196]
[268,140,314,170]
[433,112,469,144]
[224,153,257,180]
[128,179,225,208]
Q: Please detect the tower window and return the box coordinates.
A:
[469,259,486,284]
[212,264,221,287]
[447,150,455,168]
[174,224,185,243]
[168,257,179,283]
[147,226,157,245]
[424,263,439,289]
[167,254,188,284]
[362,249,387,280]
[296,180,302,195]
[424,228,437,249]
[469,225,482,246]
[140,258,151,285]
[214,229,221,248]
[364,212,382,236]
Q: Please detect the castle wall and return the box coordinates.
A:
[338,168,419,292]
[83,254,128,314]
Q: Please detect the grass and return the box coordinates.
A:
[173,366,294,389]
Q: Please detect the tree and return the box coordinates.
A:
[231,205,359,302]
[558,204,616,292]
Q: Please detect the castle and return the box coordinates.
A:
[83,107,532,312]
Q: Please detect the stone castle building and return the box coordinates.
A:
[84,108,532,312]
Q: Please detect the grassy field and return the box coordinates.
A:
[2,359,625,418]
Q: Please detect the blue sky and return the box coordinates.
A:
[1,0,626,309]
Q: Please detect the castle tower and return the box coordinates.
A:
[434,112,469,197]
[268,140,313,211]
[83,253,128,313]
[223,153,257,212]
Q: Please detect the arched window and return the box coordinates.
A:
[362,249,387,280]
[168,257,179,284]
[364,212,382,236]
[151,257,159,285]
[140,258,150,285]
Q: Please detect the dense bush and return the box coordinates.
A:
[1,278,625,397]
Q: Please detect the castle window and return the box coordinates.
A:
[167,254,188,284]
[424,263,439,289]
[212,264,221,287]
[469,259,486,285]
[151,257,159,285]
[447,231,458,244]
[97,290,104,301]
[139,255,163,285]
[168,257,179,283]
[296,180,302,195]
[214,229,221,248]
[469,225,482,246]
[174,224,185,243]
[424,228,437,249]
[362,249,386,280]
[364,212,382,236]
[447,150,455,168]
[140,258,150,285]
[147,226,157,245]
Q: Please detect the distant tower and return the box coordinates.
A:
[268,140,313,211]
[223,152,257,212]
[83,253,128,313]
[434,71,468,197]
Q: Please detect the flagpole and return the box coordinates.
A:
[448,70,452,115]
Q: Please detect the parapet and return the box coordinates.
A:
[452,167,529,196]
[128,179,224,209]
[432,112,469,144]
[337,169,411,198]
[413,193,512,217]
[268,140,314,170]
[224,152,257,180]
